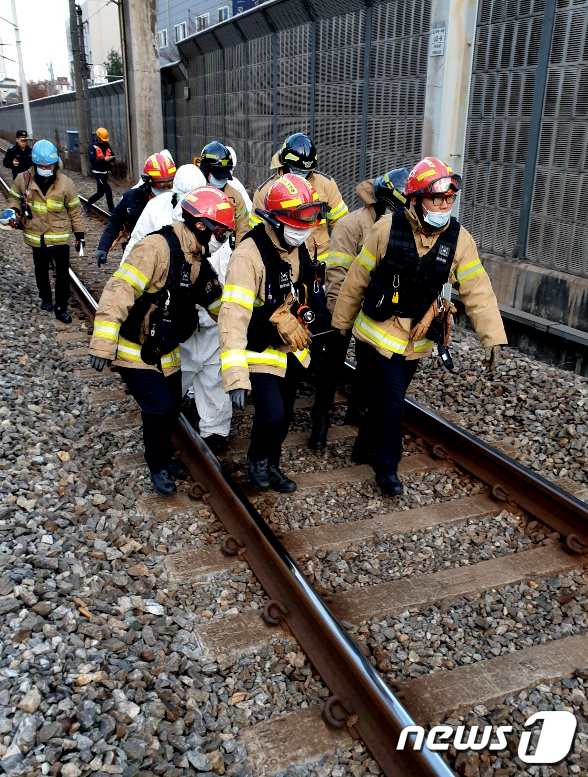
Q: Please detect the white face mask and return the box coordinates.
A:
[208,235,224,254]
[423,204,452,228]
[36,168,54,178]
[209,174,228,190]
[282,225,312,247]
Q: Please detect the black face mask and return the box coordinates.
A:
[182,212,213,256]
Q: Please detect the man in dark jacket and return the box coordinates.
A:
[3,130,33,179]
[87,127,115,212]
[94,151,176,268]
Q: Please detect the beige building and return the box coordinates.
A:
[79,0,122,85]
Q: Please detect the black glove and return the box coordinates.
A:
[229,388,247,411]
[74,232,86,254]
[88,355,112,372]
[95,249,108,267]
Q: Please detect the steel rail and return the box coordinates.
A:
[343,359,588,550]
[2,189,456,775]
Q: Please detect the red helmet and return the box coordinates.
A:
[264,174,325,228]
[142,153,177,189]
[405,157,462,198]
[181,186,235,240]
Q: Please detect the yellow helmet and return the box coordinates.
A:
[96,127,109,142]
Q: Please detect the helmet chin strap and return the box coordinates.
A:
[254,208,290,250]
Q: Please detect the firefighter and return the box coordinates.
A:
[310,167,411,449]
[3,130,33,180]
[87,128,115,212]
[88,187,235,496]
[332,157,507,497]
[218,174,326,493]
[2,139,84,323]
[250,134,349,450]
[198,141,250,244]
[94,152,177,268]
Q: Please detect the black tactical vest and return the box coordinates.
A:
[245,224,325,352]
[362,208,460,324]
[118,226,221,361]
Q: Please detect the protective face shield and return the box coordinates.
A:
[422,204,452,228]
[36,167,54,178]
[282,225,312,247]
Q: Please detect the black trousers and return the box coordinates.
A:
[354,342,419,477]
[32,244,70,309]
[118,367,182,472]
[87,173,114,211]
[249,354,304,463]
[311,331,366,422]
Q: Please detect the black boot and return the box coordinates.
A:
[344,403,367,427]
[247,456,270,491]
[150,468,177,496]
[40,300,54,311]
[55,308,72,324]
[376,472,403,497]
[202,434,229,455]
[168,458,189,481]
[268,461,297,493]
[308,415,329,451]
[351,441,376,468]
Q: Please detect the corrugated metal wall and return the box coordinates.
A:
[0,82,127,165]
[168,0,431,206]
[528,0,588,277]
[461,0,545,258]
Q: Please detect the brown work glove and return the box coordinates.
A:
[269,294,312,351]
[410,299,457,341]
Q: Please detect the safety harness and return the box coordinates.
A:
[119,226,222,365]
[244,224,326,352]
[362,208,460,324]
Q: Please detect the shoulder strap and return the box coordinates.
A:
[152,225,188,293]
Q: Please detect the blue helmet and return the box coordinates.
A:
[32,139,60,166]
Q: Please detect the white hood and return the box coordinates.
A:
[227,146,237,171]
[172,164,206,195]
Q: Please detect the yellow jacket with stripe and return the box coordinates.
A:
[8,168,84,248]
[224,182,249,245]
[89,222,218,376]
[332,204,507,360]
[249,153,348,262]
[326,179,379,313]
[218,224,311,392]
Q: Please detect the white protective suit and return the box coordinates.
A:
[180,160,252,439]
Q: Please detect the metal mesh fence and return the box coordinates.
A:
[527,0,588,277]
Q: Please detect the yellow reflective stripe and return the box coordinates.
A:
[44,232,71,241]
[458,266,485,282]
[116,338,143,361]
[46,199,65,210]
[293,348,309,363]
[246,348,287,368]
[114,263,149,293]
[30,202,47,212]
[354,311,408,354]
[9,187,20,198]
[207,297,222,315]
[23,232,41,243]
[316,252,328,262]
[160,348,181,368]
[456,258,485,282]
[66,197,81,209]
[327,201,348,222]
[235,206,248,218]
[93,320,120,342]
[325,251,354,269]
[221,284,256,310]
[356,247,376,272]
[281,198,302,207]
[413,338,433,352]
[417,169,436,181]
[249,213,262,228]
[220,349,248,370]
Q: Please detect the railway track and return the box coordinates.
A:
[2,166,588,776]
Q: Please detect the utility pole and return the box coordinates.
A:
[69,0,89,175]
[10,0,32,139]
